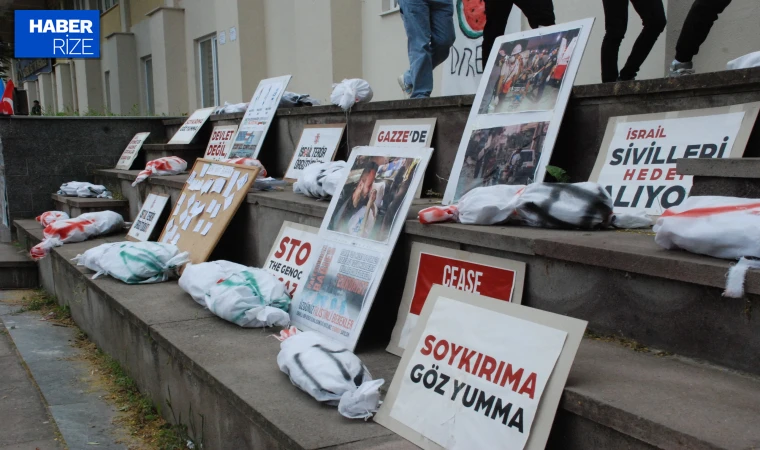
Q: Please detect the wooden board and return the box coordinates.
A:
[157,158,260,264]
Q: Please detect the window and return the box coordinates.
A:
[100,0,119,12]
[144,57,155,115]
[104,71,111,112]
[382,0,400,14]
[198,35,219,108]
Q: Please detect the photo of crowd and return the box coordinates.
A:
[328,156,421,243]
[454,122,549,200]
[478,28,581,115]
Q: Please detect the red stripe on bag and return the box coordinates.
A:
[661,202,760,218]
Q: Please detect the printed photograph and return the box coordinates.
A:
[328,156,421,243]
[454,122,549,200]
[478,28,581,114]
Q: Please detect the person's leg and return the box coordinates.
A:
[514,0,556,29]
[674,0,732,63]
[600,0,628,83]
[619,0,666,80]
[429,0,456,69]
[482,0,513,71]
[399,0,434,98]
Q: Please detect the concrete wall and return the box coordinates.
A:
[665,0,760,74]
[131,18,153,115]
[180,0,217,109]
[102,33,140,114]
[148,8,189,116]
[0,116,169,238]
[130,0,164,24]
[100,4,122,41]
[73,60,105,114]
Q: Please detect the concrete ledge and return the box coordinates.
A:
[13,219,760,450]
[51,194,129,209]
[0,242,38,289]
[678,157,760,178]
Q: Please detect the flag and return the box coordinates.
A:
[0,79,14,115]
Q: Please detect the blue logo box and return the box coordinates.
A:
[15,10,100,58]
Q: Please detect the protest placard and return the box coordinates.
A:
[115,132,150,170]
[284,124,345,182]
[370,119,436,148]
[375,285,587,450]
[127,193,169,242]
[168,107,215,145]
[444,19,594,204]
[264,221,320,298]
[387,242,525,356]
[204,125,238,161]
[589,103,760,215]
[291,146,434,350]
[229,75,291,158]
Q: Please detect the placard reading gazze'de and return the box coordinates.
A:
[374,285,587,450]
[387,242,525,356]
[168,107,215,145]
[204,125,238,161]
[370,118,436,148]
[127,193,169,242]
[116,132,150,170]
[264,222,320,298]
[588,103,759,215]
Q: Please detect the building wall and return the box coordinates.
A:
[131,18,153,115]
[100,4,122,40]
[130,0,163,25]
[178,0,217,109]
[665,0,760,73]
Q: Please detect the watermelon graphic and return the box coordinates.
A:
[457,0,486,39]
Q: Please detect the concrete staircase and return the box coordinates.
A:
[10,69,760,449]
[0,242,38,289]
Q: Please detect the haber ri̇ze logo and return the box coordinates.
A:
[15,10,100,58]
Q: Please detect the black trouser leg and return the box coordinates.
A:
[675,0,732,63]
[482,0,514,71]
[619,0,666,80]
[513,0,556,29]
[601,0,628,83]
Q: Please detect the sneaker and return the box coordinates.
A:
[398,74,412,98]
[669,60,695,77]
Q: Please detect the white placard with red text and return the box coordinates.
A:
[116,132,150,170]
[168,107,215,145]
[370,119,436,148]
[374,285,587,450]
[204,125,238,161]
[589,103,759,215]
[264,222,320,299]
[284,124,345,181]
[127,193,169,242]
[387,243,525,356]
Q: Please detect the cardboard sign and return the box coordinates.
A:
[291,146,434,350]
[204,125,238,161]
[588,103,759,215]
[158,158,260,264]
[168,107,215,145]
[284,124,346,182]
[443,19,594,204]
[115,132,150,170]
[387,242,525,356]
[229,75,292,158]
[374,285,587,450]
[264,221,320,298]
[127,193,169,242]
[370,119,437,148]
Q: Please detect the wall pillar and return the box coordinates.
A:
[148,7,188,115]
[102,33,139,114]
[36,72,55,114]
[74,59,104,114]
[23,81,39,106]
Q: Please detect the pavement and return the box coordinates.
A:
[0,291,128,450]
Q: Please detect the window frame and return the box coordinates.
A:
[197,35,220,108]
[143,56,155,115]
[381,0,400,16]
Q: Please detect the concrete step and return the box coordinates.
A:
[12,219,760,450]
[678,157,760,198]
[92,169,760,376]
[0,242,38,289]
[51,194,129,220]
[141,143,206,164]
